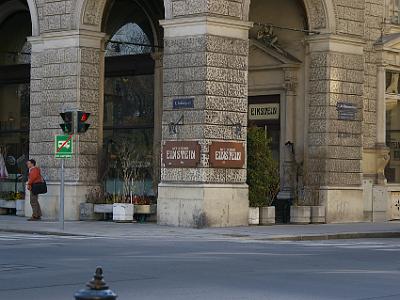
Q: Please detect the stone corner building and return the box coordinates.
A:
[1,0,400,226]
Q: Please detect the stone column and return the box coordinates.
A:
[376,65,386,146]
[278,69,299,202]
[27,30,105,220]
[157,5,252,227]
[305,35,365,223]
[152,51,163,193]
[375,65,390,185]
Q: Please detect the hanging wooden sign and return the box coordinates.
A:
[162,141,201,168]
[209,142,245,168]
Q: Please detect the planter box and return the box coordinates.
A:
[290,206,311,224]
[134,204,157,215]
[248,207,260,225]
[16,200,25,216]
[94,204,113,214]
[311,206,326,224]
[113,203,134,222]
[0,208,8,215]
[80,203,102,221]
[0,199,16,209]
[260,206,275,225]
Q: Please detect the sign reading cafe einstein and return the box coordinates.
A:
[162,141,201,168]
[209,142,245,168]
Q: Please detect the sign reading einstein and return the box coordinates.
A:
[162,141,200,168]
[249,103,280,121]
[209,142,245,168]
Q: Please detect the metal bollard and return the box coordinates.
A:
[74,267,117,300]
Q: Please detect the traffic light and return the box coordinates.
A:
[60,112,73,134]
[77,111,91,133]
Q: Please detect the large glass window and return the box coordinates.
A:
[386,99,400,183]
[0,9,31,198]
[102,0,156,201]
[0,83,30,193]
[103,75,154,197]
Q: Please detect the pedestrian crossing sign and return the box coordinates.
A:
[55,135,73,159]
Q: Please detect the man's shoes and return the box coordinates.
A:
[27,217,41,221]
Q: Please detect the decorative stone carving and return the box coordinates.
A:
[284,69,298,94]
[376,146,390,184]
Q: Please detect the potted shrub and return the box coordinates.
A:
[14,192,25,216]
[111,139,138,222]
[80,187,104,221]
[247,126,280,225]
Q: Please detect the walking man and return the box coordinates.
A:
[26,159,43,221]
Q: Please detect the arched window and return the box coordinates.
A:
[102,1,156,202]
[105,22,151,57]
[0,7,31,197]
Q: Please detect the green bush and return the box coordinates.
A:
[247,126,280,207]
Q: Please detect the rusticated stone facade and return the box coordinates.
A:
[161,35,249,184]
[1,0,398,225]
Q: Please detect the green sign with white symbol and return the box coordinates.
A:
[55,135,73,159]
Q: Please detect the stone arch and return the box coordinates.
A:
[76,0,164,46]
[26,0,40,36]
[246,0,336,33]
[0,0,39,36]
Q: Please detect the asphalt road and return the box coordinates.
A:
[0,233,400,300]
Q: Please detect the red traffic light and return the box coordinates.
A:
[77,111,91,133]
[80,112,90,122]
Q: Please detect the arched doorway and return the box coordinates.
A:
[248,0,309,222]
[100,0,163,205]
[0,0,31,200]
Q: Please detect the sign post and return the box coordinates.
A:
[55,134,74,230]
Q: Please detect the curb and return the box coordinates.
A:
[1,228,400,241]
[266,232,400,241]
[0,228,86,237]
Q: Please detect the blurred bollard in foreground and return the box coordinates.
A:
[74,267,117,300]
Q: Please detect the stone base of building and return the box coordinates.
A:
[363,180,391,222]
[25,183,96,221]
[157,183,249,228]
[319,186,364,223]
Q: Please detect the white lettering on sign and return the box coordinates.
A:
[58,141,71,149]
[215,148,242,161]
[166,147,196,160]
[249,103,280,120]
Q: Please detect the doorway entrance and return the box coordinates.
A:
[248,95,281,163]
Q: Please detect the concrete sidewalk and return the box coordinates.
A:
[1,215,400,241]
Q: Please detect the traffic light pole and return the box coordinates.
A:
[60,158,65,230]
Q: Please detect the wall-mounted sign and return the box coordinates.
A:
[336,102,357,121]
[248,103,280,121]
[162,141,200,168]
[173,98,194,109]
[209,142,245,168]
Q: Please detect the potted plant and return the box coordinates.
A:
[80,187,104,221]
[14,191,25,216]
[113,138,153,222]
[247,126,280,225]
[134,195,157,223]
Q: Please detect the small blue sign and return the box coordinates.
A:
[173,98,194,109]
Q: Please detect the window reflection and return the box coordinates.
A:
[105,23,151,57]
[0,83,30,193]
[386,99,400,183]
[102,75,155,197]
